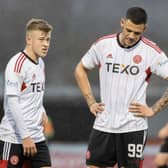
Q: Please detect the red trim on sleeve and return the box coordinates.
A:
[95,34,117,44]
[142,37,162,54]
[14,54,26,73]
[18,57,26,73]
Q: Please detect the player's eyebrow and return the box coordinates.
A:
[126,28,142,35]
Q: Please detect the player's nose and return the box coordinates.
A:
[128,32,136,39]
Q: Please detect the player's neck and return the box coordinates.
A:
[24,47,39,63]
[118,33,128,48]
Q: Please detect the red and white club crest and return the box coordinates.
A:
[133,55,142,64]
[10,155,19,165]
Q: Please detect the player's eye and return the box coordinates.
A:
[46,38,50,42]
[134,32,141,35]
[126,28,132,32]
[126,29,141,36]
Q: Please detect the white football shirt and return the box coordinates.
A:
[0,51,46,143]
[82,33,168,133]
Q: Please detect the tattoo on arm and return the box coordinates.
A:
[151,88,168,114]
[84,93,96,107]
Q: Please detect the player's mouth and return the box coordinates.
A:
[42,48,48,54]
[127,38,135,43]
[125,38,136,46]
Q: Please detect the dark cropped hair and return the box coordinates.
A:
[126,7,147,24]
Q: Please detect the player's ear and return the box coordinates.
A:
[120,18,125,28]
[26,32,32,45]
[143,24,147,32]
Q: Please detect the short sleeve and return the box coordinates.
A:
[151,52,168,79]
[82,43,100,69]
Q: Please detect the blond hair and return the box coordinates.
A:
[26,18,53,33]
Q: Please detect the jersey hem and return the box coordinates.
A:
[0,135,46,144]
[93,125,148,133]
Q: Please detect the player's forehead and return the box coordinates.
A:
[28,30,51,37]
[124,19,146,33]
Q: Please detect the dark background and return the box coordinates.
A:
[0,0,168,142]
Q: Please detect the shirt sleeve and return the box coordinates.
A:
[5,59,24,96]
[81,43,100,69]
[151,51,168,79]
[7,95,31,139]
[41,105,46,114]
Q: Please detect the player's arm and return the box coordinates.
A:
[129,50,168,117]
[151,84,168,115]
[8,95,37,156]
[74,61,104,116]
[5,59,37,156]
[158,123,168,139]
[41,110,49,133]
[129,77,168,117]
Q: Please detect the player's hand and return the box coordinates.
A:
[89,102,105,116]
[129,102,154,117]
[22,137,37,157]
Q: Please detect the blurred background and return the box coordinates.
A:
[0,0,167,167]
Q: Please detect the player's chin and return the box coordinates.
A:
[39,53,47,58]
[125,39,136,46]
[126,41,135,47]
